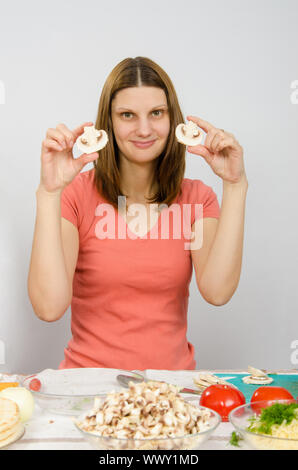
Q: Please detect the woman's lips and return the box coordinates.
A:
[131,140,156,148]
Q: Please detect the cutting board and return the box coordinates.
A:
[216,373,298,402]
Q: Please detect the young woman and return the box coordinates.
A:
[27,56,248,370]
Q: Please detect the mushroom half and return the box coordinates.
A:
[175,120,203,146]
[242,366,273,385]
[76,125,108,154]
[242,376,273,385]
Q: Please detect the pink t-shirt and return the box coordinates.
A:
[58,168,220,370]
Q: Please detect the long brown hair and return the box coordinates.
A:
[93,56,186,209]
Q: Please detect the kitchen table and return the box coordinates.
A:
[1,368,297,450]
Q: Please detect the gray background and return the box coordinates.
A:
[0,0,297,375]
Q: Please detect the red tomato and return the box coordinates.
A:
[199,384,246,422]
[29,378,41,392]
[250,386,294,413]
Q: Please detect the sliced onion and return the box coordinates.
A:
[0,387,34,422]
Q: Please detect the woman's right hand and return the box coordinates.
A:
[39,122,99,193]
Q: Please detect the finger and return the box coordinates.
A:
[207,129,226,152]
[72,122,94,140]
[204,128,218,150]
[187,144,214,162]
[75,151,99,169]
[46,128,68,149]
[56,123,77,147]
[186,115,215,133]
[222,130,235,139]
[216,138,237,152]
[210,131,226,152]
[42,138,64,152]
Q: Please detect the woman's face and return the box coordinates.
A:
[111,86,170,164]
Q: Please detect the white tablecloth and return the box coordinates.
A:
[3,368,296,450]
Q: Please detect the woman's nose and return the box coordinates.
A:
[135,118,152,136]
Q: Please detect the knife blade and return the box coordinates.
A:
[116,374,202,395]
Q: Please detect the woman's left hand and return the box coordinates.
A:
[186,115,247,185]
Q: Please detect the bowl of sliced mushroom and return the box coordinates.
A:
[72,380,220,450]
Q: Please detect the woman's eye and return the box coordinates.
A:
[121,110,163,119]
[152,110,163,116]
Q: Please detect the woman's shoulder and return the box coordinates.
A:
[67,167,95,191]
[180,177,214,201]
[78,167,96,184]
[61,168,96,202]
[180,177,220,219]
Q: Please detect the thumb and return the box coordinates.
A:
[72,122,94,141]
[75,151,99,171]
[187,144,214,164]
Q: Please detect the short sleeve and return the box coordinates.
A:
[60,173,85,229]
[191,180,221,224]
[202,186,221,219]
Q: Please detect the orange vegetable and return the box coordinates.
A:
[0,382,19,391]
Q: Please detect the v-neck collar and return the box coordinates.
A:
[117,205,163,239]
[94,171,182,240]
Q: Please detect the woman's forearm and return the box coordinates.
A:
[27,185,72,321]
[199,175,248,305]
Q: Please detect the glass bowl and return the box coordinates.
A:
[229,399,298,450]
[72,397,221,450]
[21,368,144,415]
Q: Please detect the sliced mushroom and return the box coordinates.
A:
[247,366,268,377]
[242,376,273,385]
[175,120,203,146]
[193,373,232,391]
[75,379,213,449]
[76,124,108,154]
[242,365,273,384]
